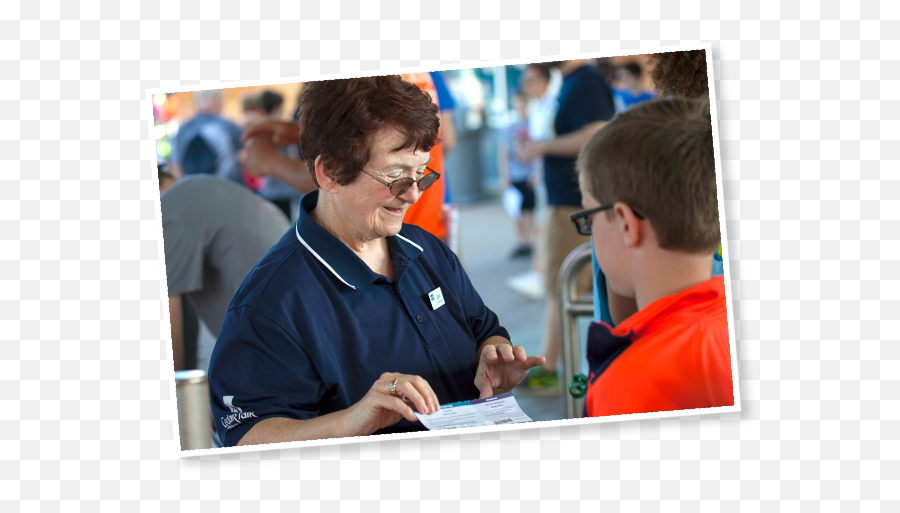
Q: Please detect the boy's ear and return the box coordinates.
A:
[314,155,338,193]
[614,202,644,249]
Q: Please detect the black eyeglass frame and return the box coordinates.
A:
[569,203,645,236]
[360,167,441,197]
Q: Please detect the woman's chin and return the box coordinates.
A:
[375,218,404,238]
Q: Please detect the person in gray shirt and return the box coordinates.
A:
[159,171,291,371]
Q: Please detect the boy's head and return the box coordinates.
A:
[577,97,719,295]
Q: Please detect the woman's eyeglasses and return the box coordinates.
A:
[569,204,645,236]
[361,167,441,197]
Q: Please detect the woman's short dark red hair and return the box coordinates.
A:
[298,76,441,188]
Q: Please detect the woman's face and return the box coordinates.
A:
[332,126,432,242]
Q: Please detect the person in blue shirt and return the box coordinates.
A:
[208,76,545,447]
[611,62,656,113]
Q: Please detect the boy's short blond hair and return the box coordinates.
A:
[577,97,719,254]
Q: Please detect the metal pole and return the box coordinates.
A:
[175,369,212,451]
[558,242,594,419]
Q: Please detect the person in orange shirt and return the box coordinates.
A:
[399,72,447,241]
[570,96,735,417]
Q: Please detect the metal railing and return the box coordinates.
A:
[558,242,595,419]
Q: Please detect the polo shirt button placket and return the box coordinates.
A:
[415,314,424,324]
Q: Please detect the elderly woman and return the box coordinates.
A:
[208,76,544,447]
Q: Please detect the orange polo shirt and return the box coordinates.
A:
[585,275,734,417]
[399,72,446,241]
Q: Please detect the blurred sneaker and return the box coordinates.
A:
[520,367,561,396]
[505,270,545,301]
[509,244,533,260]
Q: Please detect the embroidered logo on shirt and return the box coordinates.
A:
[220,395,258,431]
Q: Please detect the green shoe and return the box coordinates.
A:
[522,367,562,396]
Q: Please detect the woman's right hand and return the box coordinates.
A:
[341,373,441,437]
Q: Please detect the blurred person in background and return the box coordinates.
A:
[430,71,457,157]
[159,170,290,373]
[594,58,618,85]
[238,93,267,193]
[503,63,559,301]
[498,92,538,260]
[243,90,300,221]
[517,59,616,395]
[241,93,266,128]
[612,62,656,113]
[208,76,543,447]
[238,120,317,201]
[648,49,711,99]
[170,89,244,185]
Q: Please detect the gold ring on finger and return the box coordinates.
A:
[390,378,400,397]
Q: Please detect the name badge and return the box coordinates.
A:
[428,287,445,310]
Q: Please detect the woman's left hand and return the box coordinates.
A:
[474,343,545,399]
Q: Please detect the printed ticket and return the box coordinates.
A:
[414,392,533,430]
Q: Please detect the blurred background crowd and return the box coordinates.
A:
[155,53,694,422]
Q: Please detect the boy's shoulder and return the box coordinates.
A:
[627,276,728,352]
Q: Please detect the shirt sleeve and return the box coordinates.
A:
[161,204,204,296]
[430,71,456,111]
[208,305,326,447]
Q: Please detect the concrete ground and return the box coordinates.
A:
[457,199,592,422]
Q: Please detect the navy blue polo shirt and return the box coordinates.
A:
[208,190,510,446]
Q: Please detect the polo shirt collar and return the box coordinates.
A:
[609,275,726,337]
[294,190,424,290]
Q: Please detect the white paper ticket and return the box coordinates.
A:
[414,392,533,430]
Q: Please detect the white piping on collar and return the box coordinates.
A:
[295,224,357,290]
[395,234,424,253]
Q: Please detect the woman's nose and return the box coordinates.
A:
[397,182,421,204]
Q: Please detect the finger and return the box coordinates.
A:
[481,344,499,362]
[408,375,441,414]
[512,345,527,362]
[396,380,431,415]
[524,356,546,368]
[477,380,494,400]
[494,343,513,362]
[382,395,417,423]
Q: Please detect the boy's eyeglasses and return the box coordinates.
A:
[569,204,645,236]
[361,167,441,197]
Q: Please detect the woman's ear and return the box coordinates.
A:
[314,155,337,193]
[614,202,644,249]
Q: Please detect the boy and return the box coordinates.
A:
[572,97,734,416]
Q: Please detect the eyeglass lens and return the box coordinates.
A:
[576,217,591,236]
[390,173,437,196]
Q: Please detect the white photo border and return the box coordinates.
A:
[142,41,742,459]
